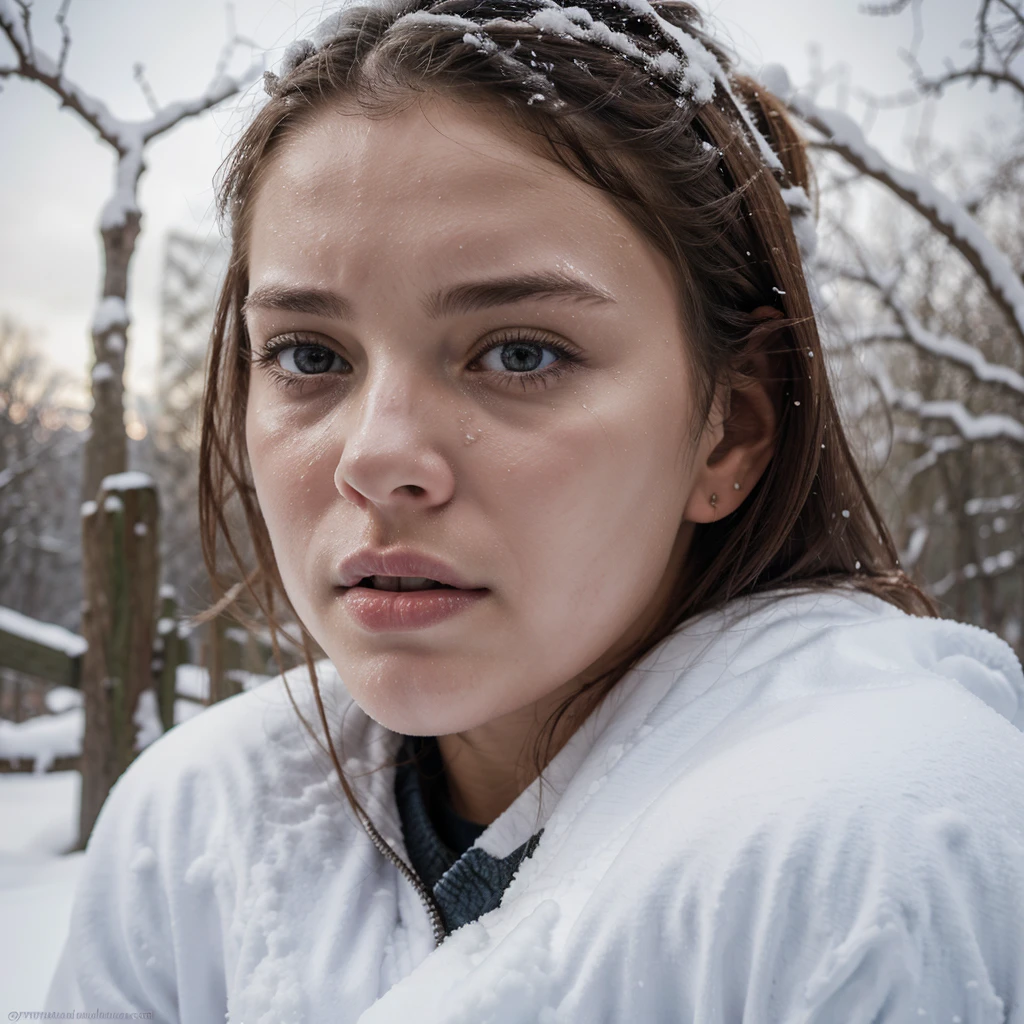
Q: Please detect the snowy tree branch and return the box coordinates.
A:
[931,545,1022,596]
[0,0,123,148]
[138,54,263,144]
[0,0,263,153]
[821,252,1024,398]
[771,78,1024,350]
[870,359,1024,444]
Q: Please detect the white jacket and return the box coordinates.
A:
[45,589,1024,1023]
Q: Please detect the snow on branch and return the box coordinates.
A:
[763,66,1024,350]
[869,357,1024,444]
[964,492,1023,515]
[895,432,964,486]
[821,252,1024,399]
[0,0,122,148]
[0,0,262,157]
[931,545,1023,597]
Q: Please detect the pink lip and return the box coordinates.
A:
[340,586,488,632]
[336,547,480,590]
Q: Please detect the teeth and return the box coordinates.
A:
[364,575,450,591]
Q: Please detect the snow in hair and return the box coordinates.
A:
[265,0,815,255]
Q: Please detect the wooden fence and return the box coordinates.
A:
[0,472,295,847]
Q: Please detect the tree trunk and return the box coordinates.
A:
[81,209,140,506]
[77,475,159,849]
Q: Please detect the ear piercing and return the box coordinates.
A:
[711,484,742,509]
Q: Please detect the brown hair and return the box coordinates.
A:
[198,0,934,918]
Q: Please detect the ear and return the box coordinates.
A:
[683,313,780,524]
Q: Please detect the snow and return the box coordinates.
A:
[851,252,1024,397]
[965,494,1022,516]
[777,77,1024,341]
[101,470,155,491]
[870,358,1024,443]
[91,361,115,383]
[0,605,87,658]
[0,770,83,1006]
[134,689,164,751]
[103,494,123,513]
[933,548,1021,596]
[44,686,83,715]
[0,708,83,774]
[91,295,128,335]
[304,0,789,179]
[903,524,929,568]
[99,139,143,231]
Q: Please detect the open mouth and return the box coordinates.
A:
[352,575,462,592]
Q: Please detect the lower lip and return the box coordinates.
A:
[339,586,489,632]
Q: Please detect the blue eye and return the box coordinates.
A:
[277,344,345,375]
[476,340,560,375]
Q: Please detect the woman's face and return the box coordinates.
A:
[244,95,718,737]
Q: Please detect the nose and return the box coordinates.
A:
[334,367,456,512]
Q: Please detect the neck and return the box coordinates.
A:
[435,685,586,825]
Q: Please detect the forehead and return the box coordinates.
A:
[247,95,670,298]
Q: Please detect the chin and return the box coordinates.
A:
[338,661,498,738]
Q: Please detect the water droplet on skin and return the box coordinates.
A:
[463,433,478,445]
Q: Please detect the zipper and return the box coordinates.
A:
[360,809,447,947]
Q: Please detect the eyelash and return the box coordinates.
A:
[251,330,586,393]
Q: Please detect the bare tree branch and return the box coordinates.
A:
[132,62,159,115]
[55,0,71,77]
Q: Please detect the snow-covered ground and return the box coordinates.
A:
[0,770,83,1007]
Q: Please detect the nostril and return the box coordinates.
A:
[401,484,426,497]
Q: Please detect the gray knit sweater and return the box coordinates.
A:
[394,737,542,936]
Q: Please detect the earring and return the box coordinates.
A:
[709,493,718,509]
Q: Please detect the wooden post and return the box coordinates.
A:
[155,585,181,733]
[78,472,160,849]
[206,616,244,704]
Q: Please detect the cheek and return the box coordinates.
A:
[487,370,694,634]
[245,386,340,587]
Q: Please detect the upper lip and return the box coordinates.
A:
[336,548,484,590]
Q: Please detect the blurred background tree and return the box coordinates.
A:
[777,0,1024,652]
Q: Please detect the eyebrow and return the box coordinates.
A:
[242,270,615,322]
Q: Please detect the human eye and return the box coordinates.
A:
[252,335,349,389]
[470,330,587,391]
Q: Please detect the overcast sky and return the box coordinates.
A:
[0,0,1008,409]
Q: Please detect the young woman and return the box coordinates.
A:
[47,0,1024,1020]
